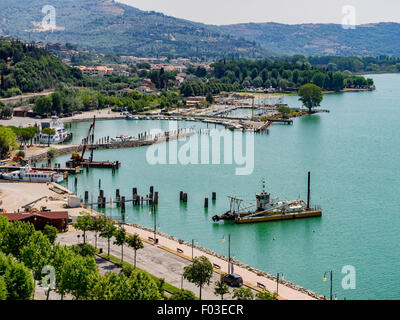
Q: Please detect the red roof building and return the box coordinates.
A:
[1,211,69,232]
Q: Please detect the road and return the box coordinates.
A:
[57,230,244,300]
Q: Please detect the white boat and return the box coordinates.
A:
[110,135,134,143]
[39,116,70,144]
[1,166,64,183]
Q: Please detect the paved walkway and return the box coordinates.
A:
[57,228,318,300]
[58,230,236,300]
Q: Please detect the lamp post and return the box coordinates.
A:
[181,274,184,290]
[222,233,231,274]
[191,239,198,260]
[276,272,284,296]
[322,270,333,300]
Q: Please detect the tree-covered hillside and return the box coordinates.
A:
[0,41,83,97]
[0,0,268,59]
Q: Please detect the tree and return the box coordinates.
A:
[256,289,278,300]
[91,217,107,249]
[58,254,98,300]
[233,287,254,300]
[73,212,94,244]
[41,128,56,147]
[99,219,117,257]
[0,253,35,300]
[0,220,35,260]
[214,274,230,300]
[48,244,75,299]
[0,126,18,159]
[126,233,143,268]
[277,105,292,118]
[114,226,127,263]
[206,92,214,105]
[0,106,13,119]
[298,83,323,114]
[41,225,58,245]
[0,276,7,300]
[170,289,196,300]
[20,231,52,280]
[47,147,58,159]
[183,256,213,300]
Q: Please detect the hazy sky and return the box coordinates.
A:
[117,0,400,25]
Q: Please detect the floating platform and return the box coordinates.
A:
[66,160,121,169]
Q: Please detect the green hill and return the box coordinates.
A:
[0,40,83,97]
[0,0,268,59]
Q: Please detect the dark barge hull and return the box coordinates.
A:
[66,160,121,169]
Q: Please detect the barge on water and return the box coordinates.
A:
[212,172,322,224]
[66,116,121,169]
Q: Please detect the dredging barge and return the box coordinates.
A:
[212,172,322,224]
[66,116,121,169]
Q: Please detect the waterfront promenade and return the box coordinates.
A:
[57,227,319,300]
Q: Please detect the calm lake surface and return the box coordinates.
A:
[52,74,400,299]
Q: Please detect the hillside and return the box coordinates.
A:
[218,22,400,57]
[0,0,268,59]
[0,40,83,97]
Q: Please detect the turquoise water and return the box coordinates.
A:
[50,74,400,300]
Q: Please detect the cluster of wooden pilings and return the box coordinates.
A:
[83,186,159,214]
[179,191,217,208]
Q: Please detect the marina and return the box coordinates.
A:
[40,73,400,300]
[1,74,399,300]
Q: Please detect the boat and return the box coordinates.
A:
[212,173,322,224]
[1,165,64,183]
[39,116,71,144]
[110,135,134,143]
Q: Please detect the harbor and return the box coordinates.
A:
[1,74,399,299]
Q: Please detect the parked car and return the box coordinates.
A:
[224,273,243,287]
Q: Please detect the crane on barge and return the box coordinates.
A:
[66,116,121,169]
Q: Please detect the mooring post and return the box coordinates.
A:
[212,192,216,201]
[154,192,159,205]
[121,196,126,213]
[204,198,209,208]
[84,191,89,204]
[307,171,311,209]
[180,191,183,201]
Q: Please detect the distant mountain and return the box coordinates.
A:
[217,22,400,57]
[0,0,268,59]
[1,0,399,58]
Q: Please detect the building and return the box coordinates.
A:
[1,211,69,232]
[75,66,114,77]
[13,105,35,117]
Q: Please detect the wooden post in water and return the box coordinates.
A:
[212,192,216,201]
[84,191,89,204]
[204,198,209,208]
[121,196,125,213]
[154,192,159,205]
[116,189,120,206]
[180,191,183,201]
[307,171,311,210]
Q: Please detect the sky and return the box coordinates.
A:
[116,0,400,25]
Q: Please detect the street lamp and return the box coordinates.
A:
[276,272,284,296]
[191,239,199,260]
[322,270,333,300]
[181,274,184,290]
[222,234,231,274]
